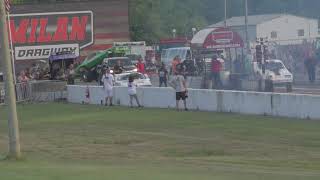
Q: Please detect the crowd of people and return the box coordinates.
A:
[97,53,227,111]
[99,60,189,111]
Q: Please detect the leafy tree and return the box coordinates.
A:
[10,0,320,43]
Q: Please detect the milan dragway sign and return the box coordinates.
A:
[8,11,93,60]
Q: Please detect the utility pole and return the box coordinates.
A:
[0,0,21,159]
[224,0,227,27]
[244,0,249,51]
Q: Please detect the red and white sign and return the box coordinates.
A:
[8,11,94,60]
[211,31,233,43]
[203,27,244,49]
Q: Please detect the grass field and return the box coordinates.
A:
[1,103,320,180]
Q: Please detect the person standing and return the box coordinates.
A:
[101,68,114,106]
[158,62,168,87]
[136,58,145,74]
[305,55,317,83]
[171,56,181,75]
[113,60,123,74]
[128,75,142,108]
[211,55,223,89]
[18,70,30,100]
[67,64,75,85]
[169,70,188,111]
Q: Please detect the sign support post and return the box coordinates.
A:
[0,0,21,159]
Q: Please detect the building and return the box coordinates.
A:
[210,14,319,45]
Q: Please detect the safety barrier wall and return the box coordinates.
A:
[67,85,320,120]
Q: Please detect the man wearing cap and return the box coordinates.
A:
[101,67,114,106]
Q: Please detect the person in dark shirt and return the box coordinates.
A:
[113,60,123,74]
[305,55,317,83]
[158,62,168,87]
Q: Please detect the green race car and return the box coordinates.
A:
[76,47,129,82]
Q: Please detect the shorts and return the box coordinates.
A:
[176,91,187,101]
[104,89,113,97]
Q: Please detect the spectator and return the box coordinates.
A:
[31,63,41,80]
[169,69,188,111]
[233,55,242,74]
[136,58,145,74]
[102,67,114,106]
[25,68,33,80]
[171,56,181,75]
[113,60,124,74]
[56,69,66,81]
[211,55,223,89]
[18,70,29,100]
[305,54,317,83]
[128,75,142,108]
[67,64,75,85]
[158,62,168,87]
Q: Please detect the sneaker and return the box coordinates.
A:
[185,108,189,111]
[110,104,113,107]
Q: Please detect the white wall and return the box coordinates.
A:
[257,15,319,45]
[68,85,320,120]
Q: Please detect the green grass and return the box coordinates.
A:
[1,103,320,180]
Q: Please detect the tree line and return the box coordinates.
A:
[130,0,320,43]
[11,0,320,43]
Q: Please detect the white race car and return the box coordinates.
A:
[114,72,152,87]
[253,59,293,92]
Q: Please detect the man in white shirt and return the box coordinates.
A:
[169,68,188,111]
[101,68,114,106]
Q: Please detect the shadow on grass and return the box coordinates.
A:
[0,154,27,162]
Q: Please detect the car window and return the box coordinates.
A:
[266,62,284,70]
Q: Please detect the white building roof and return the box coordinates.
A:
[191,27,218,45]
[209,14,316,28]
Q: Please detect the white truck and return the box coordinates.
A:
[253,59,293,92]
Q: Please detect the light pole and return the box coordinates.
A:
[245,0,250,51]
[224,0,227,27]
[0,0,21,159]
[172,29,177,38]
[192,27,197,37]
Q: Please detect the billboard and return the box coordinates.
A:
[8,11,94,60]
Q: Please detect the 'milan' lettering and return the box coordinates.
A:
[70,16,88,41]
[37,18,52,43]
[10,19,29,43]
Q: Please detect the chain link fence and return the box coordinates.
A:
[0,81,67,105]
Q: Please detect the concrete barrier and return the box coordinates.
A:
[67,85,320,120]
